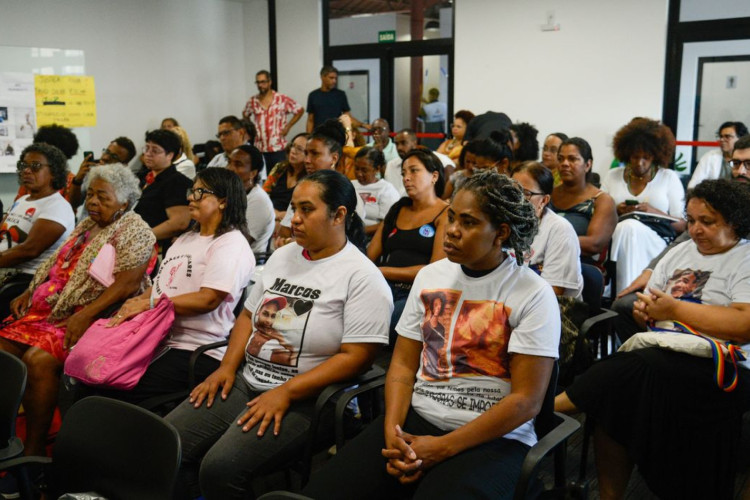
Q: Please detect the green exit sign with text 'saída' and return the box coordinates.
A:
[378,30,396,43]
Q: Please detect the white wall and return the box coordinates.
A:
[0,0,254,209]
[454,0,669,174]
[274,0,323,138]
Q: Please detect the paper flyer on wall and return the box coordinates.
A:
[0,73,36,174]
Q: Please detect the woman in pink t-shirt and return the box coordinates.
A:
[90,168,255,406]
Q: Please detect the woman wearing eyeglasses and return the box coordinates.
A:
[511,161,583,298]
[0,144,75,318]
[134,129,193,255]
[263,132,309,223]
[0,163,154,456]
[101,167,254,406]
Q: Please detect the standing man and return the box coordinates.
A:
[208,115,254,168]
[383,129,455,197]
[306,65,367,133]
[242,70,304,171]
[688,121,748,188]
[367,118,399,164]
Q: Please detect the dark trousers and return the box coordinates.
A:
[303,410,529,500]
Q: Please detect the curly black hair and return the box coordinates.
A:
[510,122,539,162]
[687,179,750,239]
[33,124,79,160]
[20,143,69,190]
[613,117,675,168]
[457,170,538,265]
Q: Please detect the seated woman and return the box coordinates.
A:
[368,149,449,344]
[511,161,583,298]
[352,146,400,236]
[602,118,686,294]
[436,110,475,163]
[509,121,540,167]
[134,129,193,255]
[0,164,154,456]
[263,132,309,221]
[540,132,569,187]
[550,137,617,270]
[556,179,750,500]
[0,144,76,318]
[303,170,560,500]
[442,130,514,200]
[164,169,392,499]
[100,168,254,404]
[226,145,275,257]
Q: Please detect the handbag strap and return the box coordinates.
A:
[657,321,746,392]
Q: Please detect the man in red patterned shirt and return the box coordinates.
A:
[242,70,304,173]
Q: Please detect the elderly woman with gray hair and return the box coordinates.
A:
[0,163,156,456]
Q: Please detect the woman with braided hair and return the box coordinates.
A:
[304,170,561,500]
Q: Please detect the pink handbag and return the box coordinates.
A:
[64,295,175,390]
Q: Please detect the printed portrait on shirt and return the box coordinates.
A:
[451,299,512,379]
[246,292,311,367]
[419,289,461,381]
[664,268,711,302]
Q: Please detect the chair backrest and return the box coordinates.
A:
[0,350,26,448]
[580,263,604,313]
[49,396,181,500]
[533,362,559,439]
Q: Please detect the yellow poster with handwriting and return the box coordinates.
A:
[34,75,96,128]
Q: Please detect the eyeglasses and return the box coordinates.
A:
[255,80,269,85]
[371,127,388,133]
[101,148,121,162]
[216,128,242,139]
[142,145,165,155]
[717,134,737,140]
[16,161,49,172]
[290,145,306,154]
[729,159,750,170]
[522,188,545,200]
[542,146,559,154]
[187,187,217,201]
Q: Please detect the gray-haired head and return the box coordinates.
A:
[83,163,141,210]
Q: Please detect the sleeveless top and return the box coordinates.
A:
[549,191,603,237]
[381,204,449,288]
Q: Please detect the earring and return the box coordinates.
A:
[219,204,225,210]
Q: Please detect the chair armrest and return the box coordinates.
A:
[187,340,229,388]
[0,454,52,471]
[334,373,386,450]
[513,412,581,500]
[580,308,618,337]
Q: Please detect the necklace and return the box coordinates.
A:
[625,165,656,186]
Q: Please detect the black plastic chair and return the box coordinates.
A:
[0,350,34,499]
[513,362,581,499]
[1,396,181,500]
[580,264,619,358]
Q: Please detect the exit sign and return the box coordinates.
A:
[378,30,396,43]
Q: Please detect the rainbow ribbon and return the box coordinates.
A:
[661,321,746,392]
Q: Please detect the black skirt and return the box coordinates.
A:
[567,347,750,500]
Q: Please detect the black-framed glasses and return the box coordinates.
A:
[729,159,750,170]
[216,128,241,139]
[187,187,217,201]
[522,188,545,200]
[717,133,737,140]
[16,161,49,172]
[142,145,165,155]
[100,148,122,162]
[255,80,269,85]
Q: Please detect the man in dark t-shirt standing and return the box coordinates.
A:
[306,65,368,133]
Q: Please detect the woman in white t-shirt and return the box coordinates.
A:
[512,161,583,298]
[556,179,750,499]
[602,118,686,294]
[102,168,254,405]
[352,146,400,235]
[0,143,75,318]
[165,169,392,499]
[304,170,561,500]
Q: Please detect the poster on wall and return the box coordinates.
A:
[35,75,96,128]
[0,73,36,174]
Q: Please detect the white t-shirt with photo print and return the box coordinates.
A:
[352,178,400,227]
[396,256,560,447]
[241,241,392,392]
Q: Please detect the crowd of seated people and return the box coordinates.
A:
[2,84,750,500]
